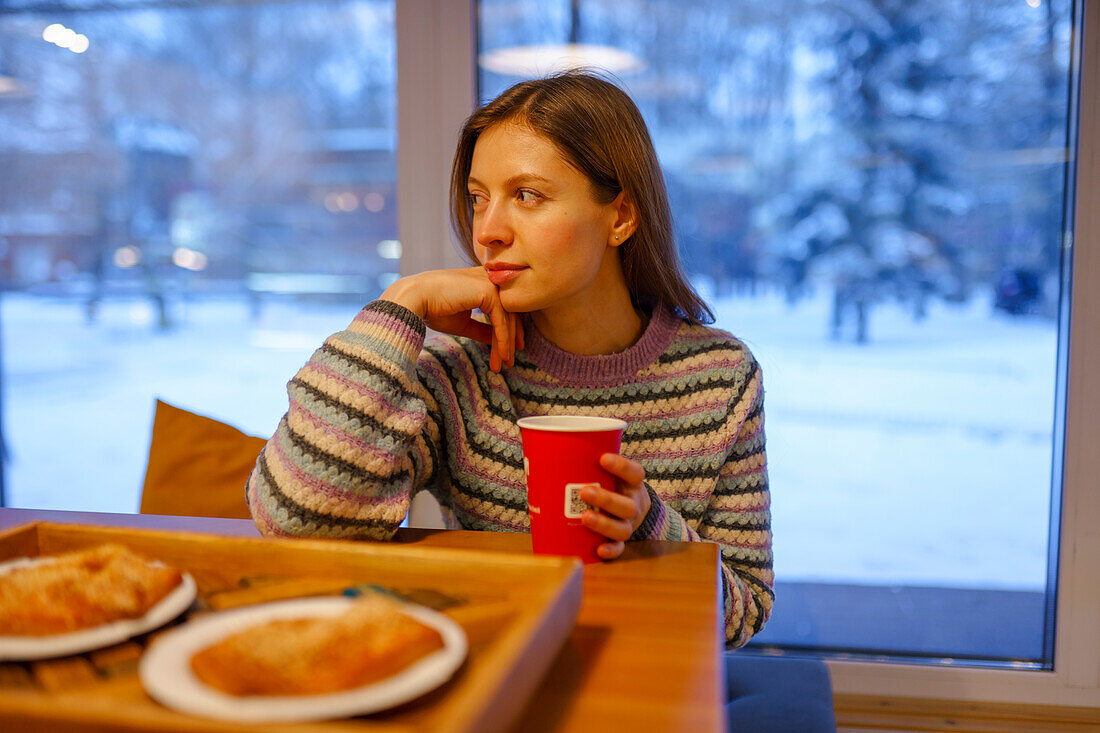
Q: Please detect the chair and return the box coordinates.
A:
[725,653,837,732]
[139,399,266,520]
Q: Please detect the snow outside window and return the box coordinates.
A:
[478,0,1076,666]
[0,2,399,511]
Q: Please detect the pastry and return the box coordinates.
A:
[190,593,445,696]
[0,544,183,635]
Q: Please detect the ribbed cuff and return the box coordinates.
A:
[346,299,427,369]
[629,483,667,541]
[368,299,426,338]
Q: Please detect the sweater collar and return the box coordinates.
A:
[520,302,682,387]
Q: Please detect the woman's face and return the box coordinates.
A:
[467,120,628,314]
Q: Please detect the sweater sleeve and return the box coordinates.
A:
[628,355,774,649]
[246,299,445,540]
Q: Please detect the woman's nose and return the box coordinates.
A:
[475,200,513,248]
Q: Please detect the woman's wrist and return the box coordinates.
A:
[629,484,662,541]
[380,277,426,318]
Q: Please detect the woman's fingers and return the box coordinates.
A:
[597,541,625,560]
[466,319,495,345]
[440,314,494,345]
[580,485,638,521]
[505,310,516,366]
[476,287,502,371]
[599,453,646,485]
[592,453,651,539]
[393,267,520,371]
[495,300,523,368]
[581,509,633,542]
[485,293,513,372]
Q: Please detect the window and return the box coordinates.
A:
[0,0,397,511]
[3,0,1099,707]
[479,0,1078,667]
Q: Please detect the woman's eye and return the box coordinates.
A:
[467,192,485,206]
[517,189,541,204]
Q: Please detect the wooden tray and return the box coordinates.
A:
[0,522,583,733]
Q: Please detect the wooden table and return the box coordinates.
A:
[0,508,725,732]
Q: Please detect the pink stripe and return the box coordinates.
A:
[425,368,528,497]
[299,363,421,424]
[667,492,714,506]
[737,422,765,442]
[289,401,402,470]
[723,462,767,480]
[423,356,518,448]
[429,339,538,455]
[726,541,772,552]
[628,398,732,422]
[247,479,294,538]
[270,434,410,510]
[717,499,770,514]
[454,505,528,532]
[512,355,745,392]
[353,308,421,345]
[630,445,728,463]
[646,489,720,508]
[635,357,746,385]
[420,358,527,486]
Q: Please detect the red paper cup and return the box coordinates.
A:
[517,415,627,564]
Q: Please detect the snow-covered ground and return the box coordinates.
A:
[710,285,1057,592]
[1,284,1057,590]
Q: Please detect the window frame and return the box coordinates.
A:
[395,0,475,277]
[828,0,1099,703]
[396,0,1100,705]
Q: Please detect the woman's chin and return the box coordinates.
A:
[499,290,539,314]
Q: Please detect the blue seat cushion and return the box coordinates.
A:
[725,654,837,732]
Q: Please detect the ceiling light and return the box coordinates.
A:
[42,23,65,44]
[479,43,644,77]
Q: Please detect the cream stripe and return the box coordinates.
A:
[327,331,421,391]
[345,317,422,365]
[295,368,424,435]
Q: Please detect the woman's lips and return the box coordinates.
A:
[486,266,528,285]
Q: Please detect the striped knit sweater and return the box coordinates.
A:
[247,299,773,648]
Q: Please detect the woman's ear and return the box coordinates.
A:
[609,191,638,247]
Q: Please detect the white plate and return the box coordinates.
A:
[138,596,468,723]
[0,555,197,661]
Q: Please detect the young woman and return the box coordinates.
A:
[246,72,772,648]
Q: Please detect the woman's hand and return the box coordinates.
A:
[381,267,524,372]
[580,453,652,561]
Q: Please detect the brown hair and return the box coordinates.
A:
[449,71,714,324]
